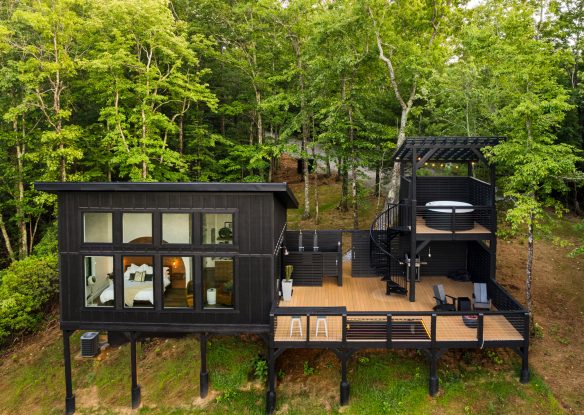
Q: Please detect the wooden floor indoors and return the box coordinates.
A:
[275,262,523,343]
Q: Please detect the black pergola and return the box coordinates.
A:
[392,136,504,165]
[391,137,503,302]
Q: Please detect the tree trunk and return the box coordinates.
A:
[295,39,310,220]
[0,214,15,262]
[16,119,28,259]
[312,146,319,225]
[526,210,534,321]
[371,11,417,206]
[338,157,349,212]
[325,155,331,177]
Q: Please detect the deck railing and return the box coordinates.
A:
[271,299,528,349]
[416,205,494,233]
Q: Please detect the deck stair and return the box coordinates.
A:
[370,203,410,295]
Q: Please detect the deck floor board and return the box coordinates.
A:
[275,264,523,343]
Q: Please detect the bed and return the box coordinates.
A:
[99,264,171,306]
[424,201,474,231]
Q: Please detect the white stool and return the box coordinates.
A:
[289,316,303,337]
[315,316,328,337]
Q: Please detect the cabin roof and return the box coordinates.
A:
[34,181,299,208]
[392,136,504,163]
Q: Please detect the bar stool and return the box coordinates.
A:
[289,316,303,337]
[315,316,328,338]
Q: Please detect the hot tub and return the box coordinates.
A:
[424,201,474,231]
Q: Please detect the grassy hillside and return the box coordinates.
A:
[0,174,582,414]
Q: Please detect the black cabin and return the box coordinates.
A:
[36,137,530,415]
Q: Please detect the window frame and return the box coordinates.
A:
[201,254,237,311]
[161,255,195,310]
[121,254,156,309]
[161,211,194,246]
[82,254,115,308]
[80,210,114,246]
[121,212,155,247]
[200,209,238,249]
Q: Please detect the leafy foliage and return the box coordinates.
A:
[0,254,58,344]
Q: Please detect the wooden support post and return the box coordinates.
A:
[520,346,530,384]
[130,332,141,409]
[339,351,350,405]
[199,333,209,398]
[266,346,276,415]
[429,349,439,396]
[63,330,75,415]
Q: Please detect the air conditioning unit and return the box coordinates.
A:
[80,331,99,357]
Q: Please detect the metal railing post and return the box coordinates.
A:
[342,312,347,345]
[478,313,484,346]
[306,314,311,343]
[431,313,437,347]
[386,313,392,348]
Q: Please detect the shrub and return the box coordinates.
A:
[0,254,59,345]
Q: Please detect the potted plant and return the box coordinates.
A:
[282,265,293,301]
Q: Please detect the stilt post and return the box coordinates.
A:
[429,349,439,396]
[63,330,76,414]
[130,332,141,409]
[199,332,209,398]
[266,346,276,414]
[340,351,350,405]
[520,346,530,384]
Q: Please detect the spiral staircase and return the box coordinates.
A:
[369,203,411,295]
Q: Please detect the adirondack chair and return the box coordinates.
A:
[473,283,491,311]
[433,284,457,311]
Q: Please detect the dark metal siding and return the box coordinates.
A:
[351,230,379,277]
[417,241,468,276]
[467,241,491,283]
[416,176,470,205]
[58,191,277,328]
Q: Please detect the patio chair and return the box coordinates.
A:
[473,283,491,311]
[433,284,457,311]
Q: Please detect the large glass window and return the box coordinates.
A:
[162,256,193,308]
[162,213,191,244]
[202,213,233,245]
[123,213,152,244]
[203,257,234,308]
[83,213,112,243]
[84,256,114,307]
[123,256,154,308]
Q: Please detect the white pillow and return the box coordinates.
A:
[145,265,153,274]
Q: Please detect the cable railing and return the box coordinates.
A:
[271,305,528,348]
[416,205,494,233]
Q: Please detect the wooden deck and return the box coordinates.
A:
[275,265,523,343]
[416,216,491,234]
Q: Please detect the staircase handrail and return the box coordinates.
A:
[369,203,403,262]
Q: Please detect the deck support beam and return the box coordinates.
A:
[130,332,141,409]
[266,346,277,415]
[423,348,445,396]
[199,333,209,398]
[516,346,530,384]
[332,349,353,405]
[63,330,76,415]
[429,349,439,396]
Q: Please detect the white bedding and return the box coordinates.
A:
[425,200,474,214]
[99,265,171,306]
